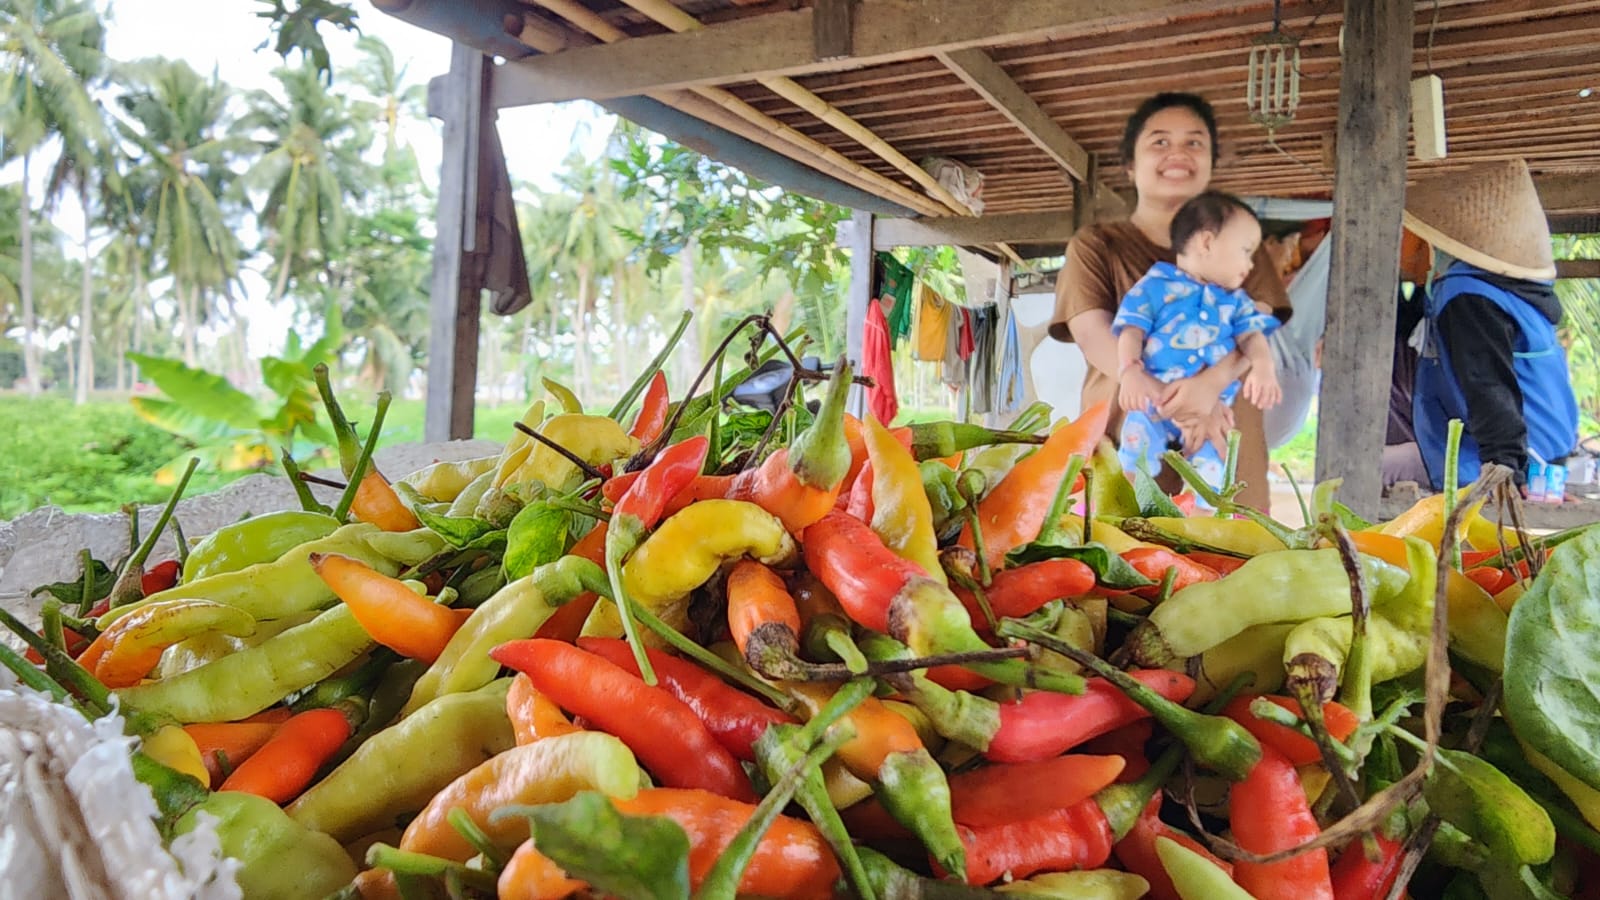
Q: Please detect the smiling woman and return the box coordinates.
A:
[1049,92,1292,510]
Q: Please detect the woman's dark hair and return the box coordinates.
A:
[1119,92,1221,168]
[1170,191,1258,255]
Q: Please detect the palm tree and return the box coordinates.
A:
[240,61,366,305]
[551,152,631,399]
[114,57,245,366]
[0,0,107,394]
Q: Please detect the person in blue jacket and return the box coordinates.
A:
[1405,159,1579,491]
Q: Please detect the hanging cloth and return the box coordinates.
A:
[995,304,1025,414]
[941,307,968,389]
[876,253,916,346]
[913,284,954,361]
[967,305,999,416]
[958,307,976,360]
[862,297,900,424]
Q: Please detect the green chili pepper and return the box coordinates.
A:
[100,524,401,628]
[288,678,515,844]
[920,460,969,541]
[857,633,1001,751]
[177,791,358,900]
[398,455,498,504]
[1155,835,1253,900]
[1131,548,1411,666]
[181,510,341,583]
[1282,614,1429,704]
[542,376,584,414]
[999,870,1152,900]
[362,528,451,567]
[447,469,496,517]
[330,658,427,769]
[403,557,610,715]
[152,610,318,680]
[903,421,1045,461]
[117,603,374,723]
[960,442,1032,502]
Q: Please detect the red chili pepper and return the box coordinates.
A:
[949,797,1116,885]
[925,666,993,692]
[628,370,670,443]
[1223,694,1360,768]
[614,436,709,534]
[140,559,181,596]
[1230,744,1334,900]
[1122,546,1221,598]
[1184,551,1251,575]
[183,721,282,788]
[600,469,641,506]
[490,639,756,801]
[576,636,795,762]
[1463,565,1517,596]
[218,706,353,803]
[1079,719,1156,782]
[660,473,736,520]
[1114,795,1234,900]
[845,458,874,521]
[985,670,1196,763]
[841,413,868,488]
[1330,832,1408,900]
[951,558,1097,622]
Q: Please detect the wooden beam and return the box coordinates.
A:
[425,44,489,442]
[1557,259,1600,279]
[873,211,1077,249]
[1314,0,1414,519]
[813,0,852,61]
[935,47,1092,181]
[1537,172,1600,213]
[489,0,1231,107]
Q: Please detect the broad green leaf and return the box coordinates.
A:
[129,354,262,431]
[1005,540,1153,590]
[1132,465,1184,518]
[1424,747,1555,867]
[504,502,571,581]
[29,559,115,606]
[509,792,690,900]
[129,396,241,446]
[1505,526,1600,792]
[405,491,500,549]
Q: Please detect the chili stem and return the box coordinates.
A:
[1283,466,1312,530]
[75,549,98,618]
[1247,699,1359,769]
[366,844,498,893]
[1323,517,1375,721]
[1161,450,1300,548]
[513,421,607,484]
[704,350,726,471]
[0,605,113,719]
[110,457,198,607]
[1080,467,1094,544]
[40,598,66,654]
[280,448,331,515]
[314,363,363,473]
[955,470,993,587]
[1216,430,1243,518]
[649,313,768,455]
[610,311,693,421]
[170,517,189,570]
[1443,419,1464,571]
[629,597,794,710]
[298,472,348,490]
[0,639,72,703]
[1033,454,1087,546]
[334,392,393,523]
[601,539,657,685]
[945,566,998,635]
[447,807,509,873]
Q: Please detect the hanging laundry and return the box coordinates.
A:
[875,252,916,346]
[958,307,975,361]
[913,283,953,361]
[994,304,1025,415]
[941,306,968,390]
[862,297,900,425]
[967,305,999,416]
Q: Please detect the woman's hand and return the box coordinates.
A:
[1175,402,1235,457]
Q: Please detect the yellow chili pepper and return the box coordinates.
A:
[582,499,797,640]
[142,724,209,785]
[491,400,548,489]
[1493,581,1526,613]
[399,455,498,503]
[399,731,641,861]
[1058,515,1151,554]
[1346,531,1507,673]
[1521,736,1600,832]
[91,599,256,688]
[1374,489,1509,552]
[504,413,639,494]
[865,416,945,584]
[1143,516,1288,557]
[542,376,584,414]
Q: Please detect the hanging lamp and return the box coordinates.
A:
[1246,0,1301,132]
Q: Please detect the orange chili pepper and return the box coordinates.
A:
[726,559,804,674]
[532,523,608,643]
[841,413,868,487]
[351,469,422,532]
[1123,546,1221,599]
[309,552,465,663]
[183,721,282,787]
[219,706,353,803]
[1222,694,1360,768]
[498,840,588,900]
[506,672,582,746]
[959,401,1109,568]
[1185,550,1250,575]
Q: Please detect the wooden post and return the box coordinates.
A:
[425,43,489,442]
[1313,0,1414,517]
[845,210,874,417]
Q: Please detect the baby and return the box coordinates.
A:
[1113,191,1282,493]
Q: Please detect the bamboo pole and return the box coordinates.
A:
[609,0,977,216]
[522,0,951,218]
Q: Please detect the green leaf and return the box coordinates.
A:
[401,485,500,548]
[1505,526,1600,793]
[128,354,263,432]
[129,396,241,446]
[508,792,690,900]
[1331,501,1373,531]
[29,559,114,606]
[1424,747,1555,867]
[503,502,571,582]
[1004,540,1154,590]
[1131,463,1183,518]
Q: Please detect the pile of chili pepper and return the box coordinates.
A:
[6,313,1600,900]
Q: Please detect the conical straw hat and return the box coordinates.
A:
[1402,159,1556,281]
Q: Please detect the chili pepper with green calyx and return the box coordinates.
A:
[491,639,756,802]
[857,632,1002,751]
[361,527,451,567]
[116,601,373,723]
[865,414,946,583]
[726,358,855,533]
[983,668,1198,763]
[104,458,198,608]
[181,510,340,583]
[1229,743,1334,900]
[290,647,398,712]
[79,598,256,688]
[804,511,1085,695]
[585,498,797,650]
[1121,546,1220,600]
[1127,514,1292,557]
[921,459,970,540]
[1130,548,1411,666]
[329,657,426,769]
[958,401,1110,568]
[627,370,671,443]
[947,555,1098,626]
[785,680,967,879]
[1282,614,1429,708]
[403,554,612,715]
[176,788,357,899]
[578,636,797,762]
[597,436,713,682]
[286,677,514,843]
[902,421,1046,461]
[998,619,1260,781]
[99,523,400,628]
[1347,529,1508,674]
[729,558,833,681]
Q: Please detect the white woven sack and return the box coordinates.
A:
[0,669,240,900]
